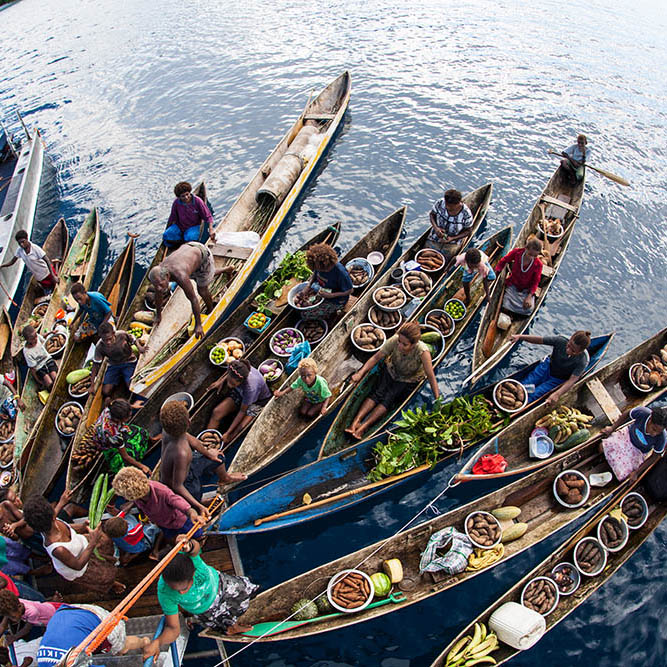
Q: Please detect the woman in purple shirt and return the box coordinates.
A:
[163,181,215,248]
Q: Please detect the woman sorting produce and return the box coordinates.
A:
[494,235,544,315]
[345,321,439,440]
[299,242,353,320]
[600,406,667,482]
[509,330,591,405]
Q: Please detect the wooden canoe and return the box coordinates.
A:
[131,205,403,443]
[319,225,512,458]
[214,333,613,535]
[130,72,352,398]
[206,439,636,643]
[19,235,135,498]
[468,164,586,386]
[13,209,100,469]
[431,472,665,666]
[455,326,667,483]
[0,307,19,461]
[227,185,494,481]
[11,217,69,357]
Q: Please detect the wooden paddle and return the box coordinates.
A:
[547,149,630,186]
[481,279,506,359]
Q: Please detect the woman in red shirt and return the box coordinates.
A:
[495,236,543,316]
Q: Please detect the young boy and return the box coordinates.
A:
[21,325,58,390]
[68,282,113,342]
[0,231,58,295]
[273,357,331,418]
[102,514,160,564]
[455,247,496,305]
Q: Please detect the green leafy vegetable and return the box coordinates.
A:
[255,251,311,312]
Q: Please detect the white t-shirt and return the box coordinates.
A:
[15,243,49,281]
[23,334,51,370]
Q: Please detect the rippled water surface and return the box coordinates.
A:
[2,0,667,664]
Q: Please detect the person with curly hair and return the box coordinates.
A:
[346,321,439,439]
[163,181,216,248]
[22,494,124,595]
[300,242,353,320]
[0,588,62,628]
[160,401,246,509]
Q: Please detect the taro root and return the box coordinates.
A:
[575,540,604,573]
[352,325,385,351]
[621,496,646,526]
[523,577,558,615]
[330,572,372,609]
[465,512,501,547]
[555,472,586,505]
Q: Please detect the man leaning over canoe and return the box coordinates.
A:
[148,243,234,339]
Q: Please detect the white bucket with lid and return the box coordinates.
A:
[489,601,546,651]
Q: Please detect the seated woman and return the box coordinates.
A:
[143,536,258,660]
[345,321,439,440]
[600,407,667,482]
[88,398,152,476]
[22,493,125,595]
[494,236,543,316]
[300,243,353,321]
[510,331,591,405]
[206,359,271,445]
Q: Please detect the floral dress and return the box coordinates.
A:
[92,408,149,474]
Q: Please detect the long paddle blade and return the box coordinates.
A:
[586,164,630,187]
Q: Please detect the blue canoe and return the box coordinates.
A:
[214,332,614,534]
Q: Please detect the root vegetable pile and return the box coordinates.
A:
[555,472,587,505]
[426,311,452,335]
[466,512,501,547]
[550,565,577,594]
[543,218,563,236]
[353,324,385,351]
[630,347,667,390]
[199,430,223,448]
[330,572,371,609]
[495,380,525,410]
[522,578,558,614]
[222,339,244,360]
[45,332,67,354]
[0,441,13,463]
[32,303,48,319]
[0,421,14,444]
[621,495,646,526]
[599,516,625,549]
[403,271,431,298]
[298,320,326,342]
[416,249,444,271]
[71,428,99,468]
[294,288,321,308]
[575,539,604,573]
[370,306,400,328]
[57,403,83,436]
[374,286,405,309]
[70,377,92,395]
[348,265,369,286]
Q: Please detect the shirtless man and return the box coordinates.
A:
[158,401,246,514]
[148,242,234,339]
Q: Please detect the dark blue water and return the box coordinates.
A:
[2,0,667,664]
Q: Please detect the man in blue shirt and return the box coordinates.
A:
[560,134,589,183]
[69,282,113,342]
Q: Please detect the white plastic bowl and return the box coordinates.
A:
[44,330,69,359]
[402,270,433,299]
[415,248,446,273]
[596,514,629,553]
[366,251,384,266]
[553,469,590,509]
[296,318,329,344]
[521,576,560,616]
[221,337,246,361]
[55,401,84,438]
[269,327,305,357]
[628,362,654,393]
[67,370,91,399]
[258,358,284,383]
[420,324,446,363]
[368,304,403,331]
[444,298,467,322]
[464,510,502,550]
[197,429,224,448]
[350,323,386,354]
[346,258,375,289]
[550,562,581,596]
[161,392,194,413]
[425,308,455,338]
[327,569,374,613]
[31,302,49,319]
[288,282,323,311]
[492,379,529,414]
[573,536,607,577]
[621,492,649,530]
[209,345,228,367]
[372,285,406,312]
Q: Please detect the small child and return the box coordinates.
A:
[103,514,161,564]
[455,247,496,305]
[22,326,58,389]
[273,358,332,418]
[0,588,62,633]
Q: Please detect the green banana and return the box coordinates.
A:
[446,635,472,666]
[479,623,487,642]
[467,634,498,658]
[468,623,483,651]
[464,658,496,666]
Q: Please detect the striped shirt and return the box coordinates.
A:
[429,200,474,242]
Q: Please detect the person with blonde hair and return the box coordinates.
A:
[345,321,439,440]
[494,235,544,315]
[273,357,332,417]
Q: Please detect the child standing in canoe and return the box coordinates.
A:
[273,358,332,418]
[455,247,496,305]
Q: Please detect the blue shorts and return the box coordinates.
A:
[463,264,496,283]
[161,517,205,541]
[163,223,201,247]
[103,361,136,386]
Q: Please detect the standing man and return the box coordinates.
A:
[163,181,216,248]
[0,230,58,294]
[426,188,474,260]
[148,243,234,339]
[560,134,589,183]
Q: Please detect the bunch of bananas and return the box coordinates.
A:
[466,544,504,572]
[534,405,593,444]
[445,622,500,666]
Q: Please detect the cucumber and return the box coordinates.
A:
[555,428,591,452]
[66,368,91,385]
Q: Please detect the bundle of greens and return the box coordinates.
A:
[368,395,509,481]
[255,251,311,311]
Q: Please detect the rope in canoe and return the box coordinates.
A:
[64,494,225,667]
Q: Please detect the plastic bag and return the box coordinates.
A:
[472,453,508,475]
[419,526,473,575]
[286,340,311,373]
